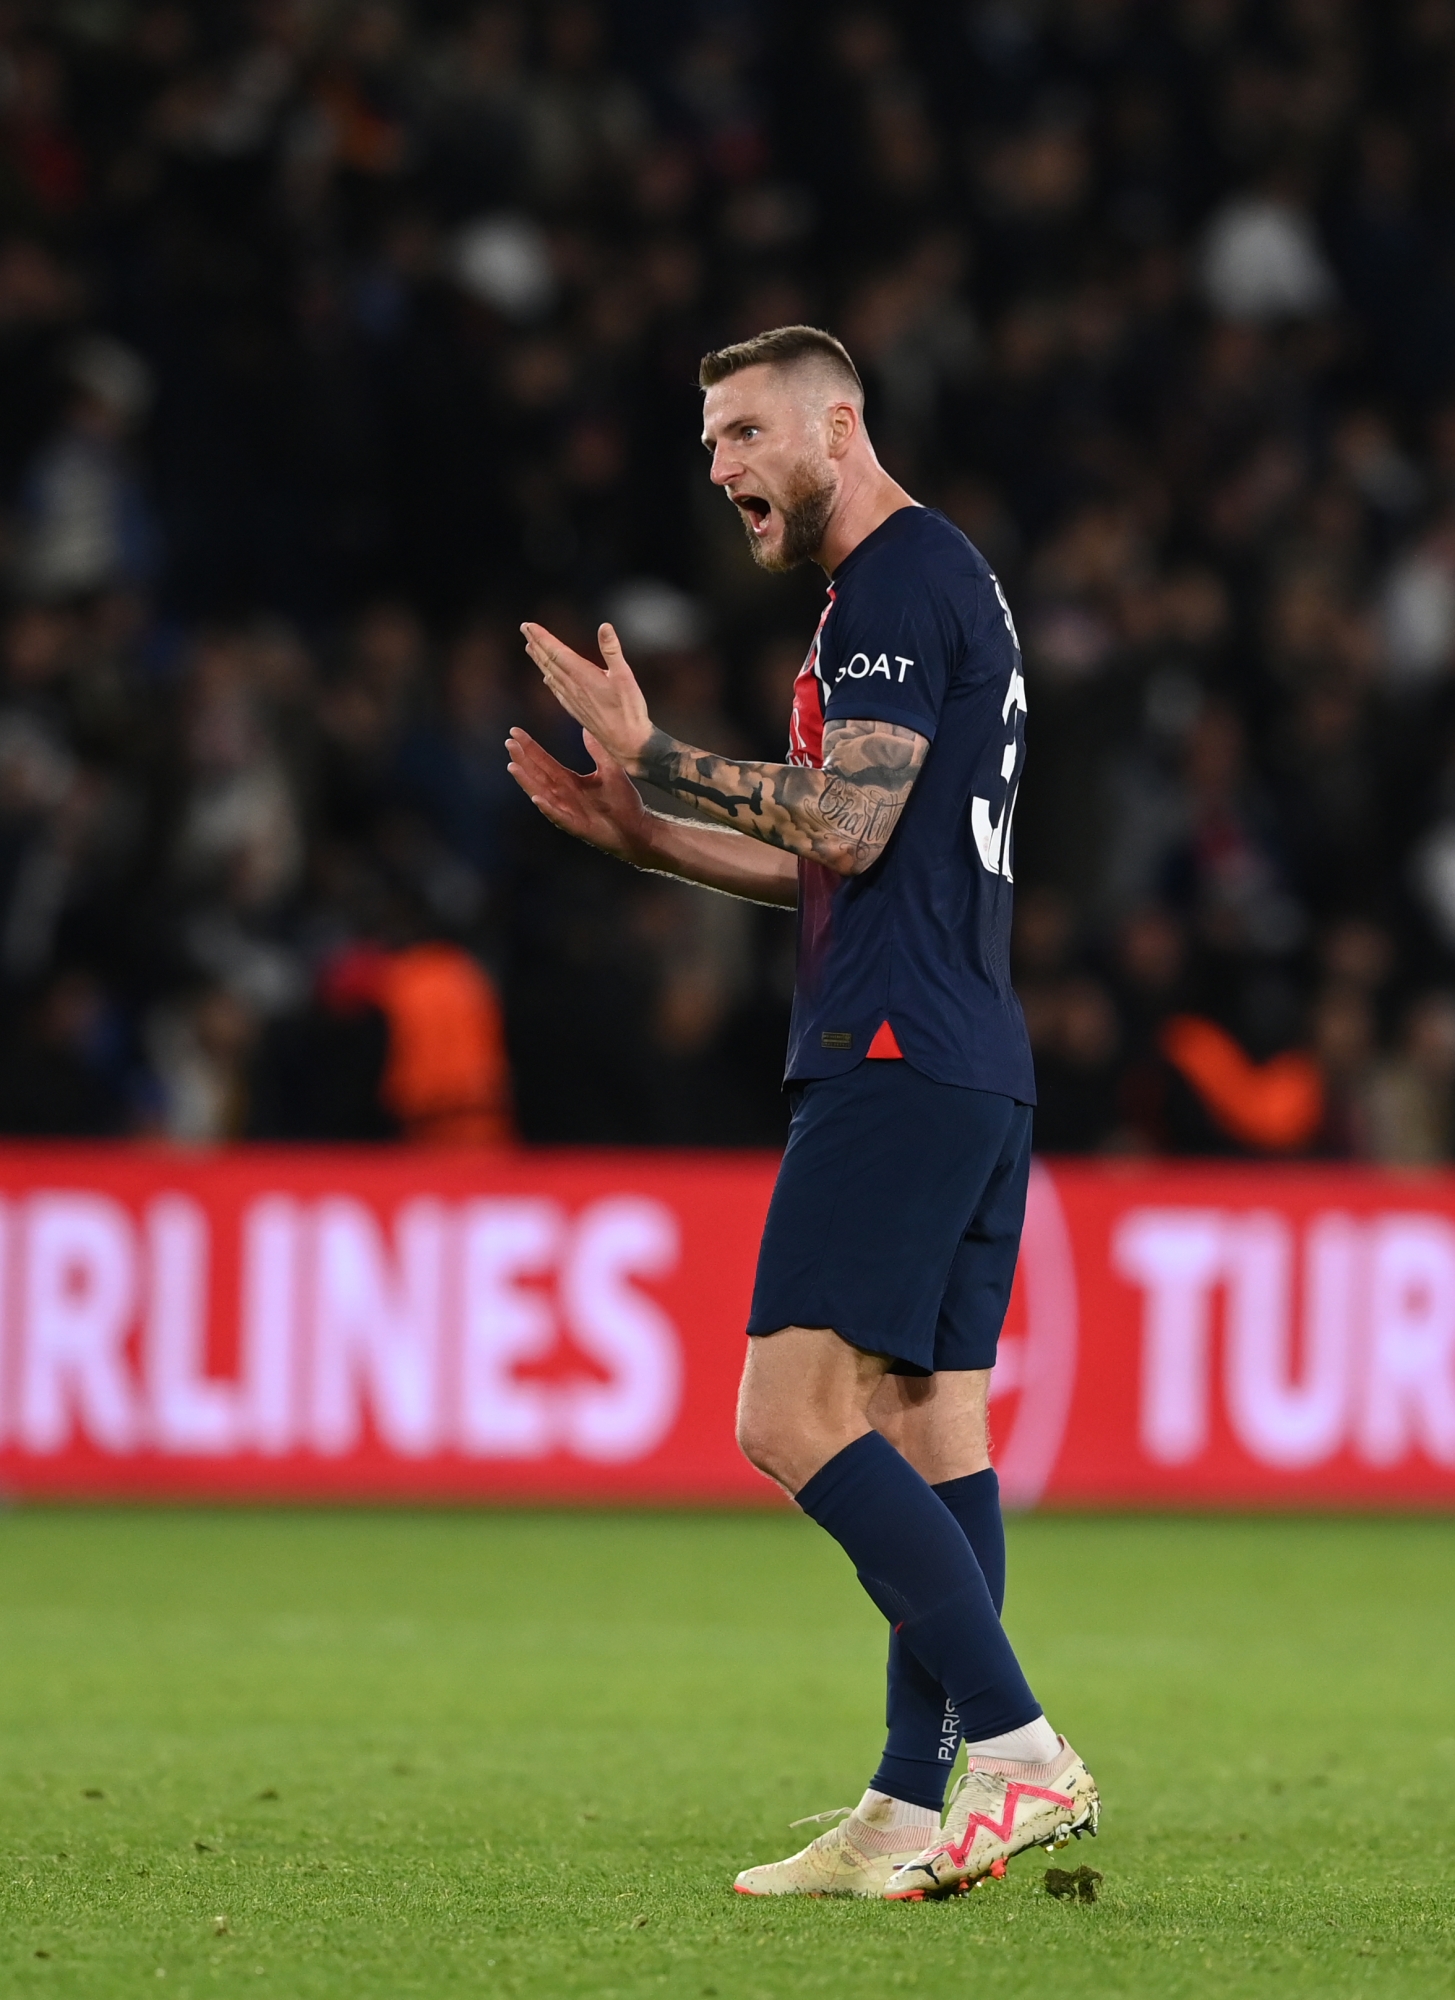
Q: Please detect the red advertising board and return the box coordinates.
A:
[0,1147,1452,1508]
[1001,1162,1455,1508]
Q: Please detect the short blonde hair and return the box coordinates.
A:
[697,325,863,399]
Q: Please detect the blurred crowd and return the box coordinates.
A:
[3,0,1455,1155]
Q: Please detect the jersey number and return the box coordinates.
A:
[972,667,1027,881]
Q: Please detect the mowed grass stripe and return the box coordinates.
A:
[0,1509,1451,1998]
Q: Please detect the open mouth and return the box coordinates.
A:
[733,493,773,535]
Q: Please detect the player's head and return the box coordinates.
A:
[698,326,870,572]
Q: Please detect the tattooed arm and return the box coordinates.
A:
[634,717,928,875]
[519,618,929,878]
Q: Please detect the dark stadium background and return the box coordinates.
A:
[1,0,1453,1161]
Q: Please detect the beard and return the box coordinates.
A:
[739,460,838,572]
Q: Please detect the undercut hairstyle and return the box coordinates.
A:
[697,325,864,401]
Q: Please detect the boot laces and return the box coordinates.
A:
[945,1767,1002,1814]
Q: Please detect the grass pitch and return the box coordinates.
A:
[0,1509,1451,1999]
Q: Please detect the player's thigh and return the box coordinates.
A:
[737,1322,890,1436]
[869,1366,992,1483]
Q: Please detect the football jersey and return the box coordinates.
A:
[783,505,1035,1102]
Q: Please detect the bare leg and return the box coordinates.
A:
[868,1368,992,1484]
[736,1326,891,1495]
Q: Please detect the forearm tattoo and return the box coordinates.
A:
[632,718,929,873]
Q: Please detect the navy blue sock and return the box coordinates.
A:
[936,1468,1006,1615]
[795,1435,1040,1781]
[871,1468,1006,1810]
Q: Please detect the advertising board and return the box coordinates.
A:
[0,1148,1451,1508]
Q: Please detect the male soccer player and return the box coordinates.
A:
[507,326,1099,1900]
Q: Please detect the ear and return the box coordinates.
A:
[825,399,859,458]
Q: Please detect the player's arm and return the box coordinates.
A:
[506,726,799,907]
[634,715,927,876]
[520,620,929,877]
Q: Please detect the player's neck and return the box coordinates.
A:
[816,464,919,575]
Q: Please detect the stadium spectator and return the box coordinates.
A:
[1364,989,1455,1164]
[147,979,259,1142]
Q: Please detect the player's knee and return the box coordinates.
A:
[736,1399,849,1492]
[735,1390,817,1484]
[734,1403,786,1480]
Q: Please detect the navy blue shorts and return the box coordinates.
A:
[746,1063,1032,1375]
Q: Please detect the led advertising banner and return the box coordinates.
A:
[0,1149,1451,1508]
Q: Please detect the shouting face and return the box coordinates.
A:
[701,363,853,573]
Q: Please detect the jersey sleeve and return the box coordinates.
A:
[819,553,965,742]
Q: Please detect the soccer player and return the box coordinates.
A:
[507,326,1099,1900]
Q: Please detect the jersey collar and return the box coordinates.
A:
[827,502,929,585]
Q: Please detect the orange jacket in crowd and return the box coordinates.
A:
[1159,1014,1323,1155]
[376,942,513,1146]
[320,941,513,1146]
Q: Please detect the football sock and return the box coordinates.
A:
[870,1467,1006,1811]
[961,1715,1061,1766]
[853,1789,939,1834]
[934,1468,1007,1612]
[832,1789,941,1865]
[795,1434,1042,1768]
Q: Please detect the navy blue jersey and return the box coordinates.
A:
[783,505,1035,1102]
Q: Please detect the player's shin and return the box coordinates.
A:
[873,1642,961,1812]
[869,1467,1009,1809]
[929,1467,1006,1612]
[795,1434,1042,1742]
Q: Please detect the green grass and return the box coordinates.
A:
[0,1511,1452,1999]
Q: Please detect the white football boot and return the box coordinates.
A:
[734,1795,937,1899]
[883,1738,1100,1900]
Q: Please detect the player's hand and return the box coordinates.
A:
[519,621,653,767]
[505,726,655,864]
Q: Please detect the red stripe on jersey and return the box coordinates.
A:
[788,591,835,769]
